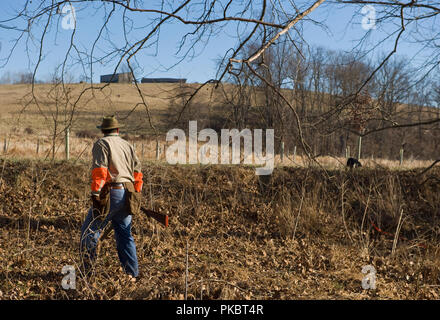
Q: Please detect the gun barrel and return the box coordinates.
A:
[140,207,169,227]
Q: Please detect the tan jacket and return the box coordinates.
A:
[91,133,143,195]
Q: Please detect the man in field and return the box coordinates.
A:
[80,115,143,279]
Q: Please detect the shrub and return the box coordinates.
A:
[76,130,98,139]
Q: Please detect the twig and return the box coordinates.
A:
[392,208,404,256]
[185,239,189,300]
[230,0,326,64]
[418,159,440,176]
[360,184,372,247]
[292,182,306,241]
[0,158,7,188]
[341,180,354,243]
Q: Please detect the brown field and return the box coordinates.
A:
[1,82,438,165]
[0,82,228,136]
[0,128,435,170]
[1,83,439,300]
[0,159,439,299]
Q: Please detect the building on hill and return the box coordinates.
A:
[141,78,187,84]
[100,72,133,83]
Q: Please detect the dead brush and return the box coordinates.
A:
[371,173,410,256]
[2,160,440,299]
[75,130,98,139]
[271,194,297,239]
[269,169,336,241]
[341,168,440,286]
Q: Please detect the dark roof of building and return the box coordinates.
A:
[141,77,187,83]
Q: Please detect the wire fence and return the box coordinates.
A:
[0,133,432,170]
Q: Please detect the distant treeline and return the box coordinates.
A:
[171,45,440,161]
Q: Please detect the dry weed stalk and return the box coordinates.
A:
[340,179,354,244]
[392,209,405,257]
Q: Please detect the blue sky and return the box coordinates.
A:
[0,1,433,83]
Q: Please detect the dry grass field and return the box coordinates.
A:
[0,160,439,300]
[0,82,435,169]
[0,82,227,136]
[0,129,434,170]
[0,82,437,166]
[0,83,439,300]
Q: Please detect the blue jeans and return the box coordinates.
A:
[80,188,139,277]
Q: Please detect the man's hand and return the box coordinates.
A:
[91,194,104,214]
[91,184,111,218]
[91,193,99,203]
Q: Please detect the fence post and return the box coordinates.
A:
[36,138,40,155]
[141,142,144,160]
[357,136,362,160]
[293,145,297,160]
[280,141,284,163]
[346,146,350,159]
[65,127,70,160]
[399,147,404,166]
[156,140,160,160]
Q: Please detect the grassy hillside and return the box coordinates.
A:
[1,82,439,162]
[0,82,216,135]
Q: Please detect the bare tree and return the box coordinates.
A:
[0,0,326,157]
[2,0,440,164]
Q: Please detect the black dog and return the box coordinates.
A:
[346,157,362,168]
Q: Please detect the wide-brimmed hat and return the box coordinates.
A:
[97,115,124,130]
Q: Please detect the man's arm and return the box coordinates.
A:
[91,140,110,196]
[133,148,143,192]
